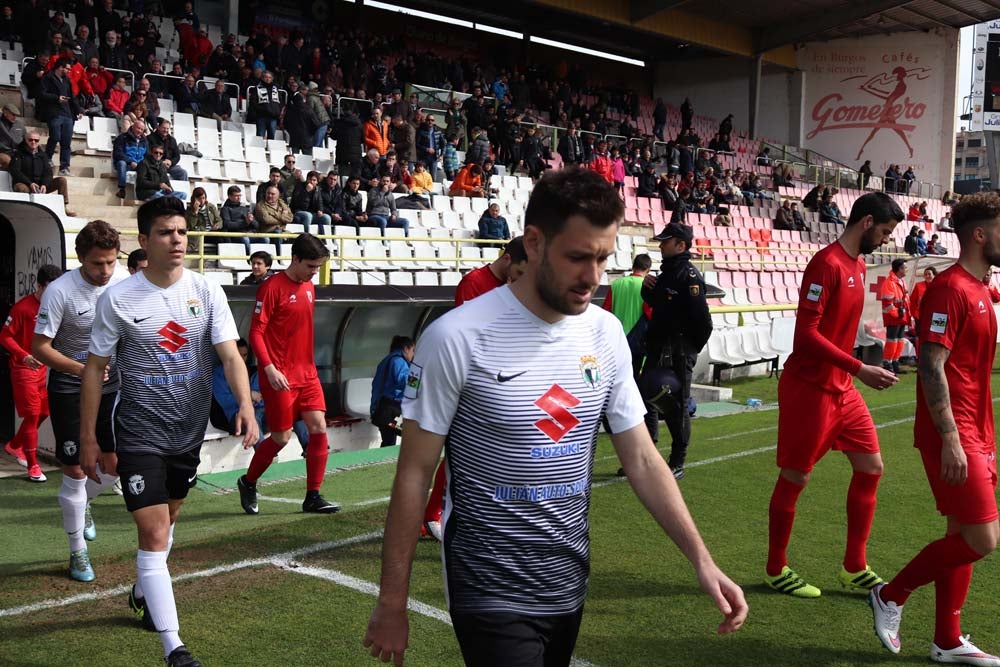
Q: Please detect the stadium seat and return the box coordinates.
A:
[414,271,439,286]
[217,243,248,269]
[342,378,373,418]
[197,159,222,179]
[225,161,249,181]
[194,181,220,204]
[220,131,244,159]
[440,271,462,286]
[203,271,234,287]
[388,272,414,286]
[360,271,386,286]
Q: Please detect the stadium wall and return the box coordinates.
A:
[652,58,800,145]
[798,28,959,191]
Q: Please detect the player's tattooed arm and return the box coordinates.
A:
[917,342,957,436]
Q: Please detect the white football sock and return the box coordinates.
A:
[134,524,175,600]
[58,475,88,553]
[85,470,119,500]
[137,549,183,656]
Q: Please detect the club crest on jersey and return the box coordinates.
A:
[404,363,423,399]
[930,312,948,334]
[128,474,145,496]
[62,440,77,456]
[807,283,823,301]
[307,291,313,303]
[186,299,202,317]
[579,355,601,389]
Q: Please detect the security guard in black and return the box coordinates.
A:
[641,222,712,477]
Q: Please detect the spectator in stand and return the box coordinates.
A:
[858,160,872,189]
[342,176,369,229]
[318,171,348,227]
[416,113,445,179]
[290,170,332,236]
[389,115,416,169]
[941,190,959,206]
[611,148,626,195]
[38,58,81,177]
[184,27,213,70]
[901,165,915,193]
[477,202,510,241]
[719,113,734,137]
[85,57,113,100]
[637,162,658,197]
[915,228,928,255]
[558,126,583,167]
[671,187,689,224]
[589,139,613,184]
[332,108,364,178]
[884,164,901,193]
[448,163,485,198]
[521,124,548,179]
[364,106,391,156]
[251,70,282,139]
[652,98,667,140]
[255,167,283,204]
[680,97,693,131]
[444,97,466,149]
[0,5,17,43]
[135,144,185,200]
[938,212,953,231]
[10,130,76,216]
[103,75,130,126]
[0,104,26,170]
[713,206,732,227]
[659,174,679,210]
[145,118,188,182]
[409,162,433,201]
[917,201,931,221]
[772,163,793,188]
[442,134,460,180]
[359,149,382,190]
[818,192,845,225]
[112,118,147,198]
[133,80,160,129]
[95,0,123,38]
[98,29,126,70]
[756,147,771,167]
[708,133,724,152]
[906,202,922,222]
[241,251,274,286]
[254,184,292,254]
[173,73,200,114]
[284,89,314,156]
[185,186,222,250]
[221,185,255,255]
[802,184,824,212]
[903,225,920,255]
[467,127,491,166]
[774,199,795,231]
[306,83,331,148]
[926,233,947,255]
[378,152,413,194]
[366,175,410,235]
[21,51,50,100]
[790,203,807,231]
[199,78,232,129]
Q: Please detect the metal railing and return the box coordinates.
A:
[335,96,372,119]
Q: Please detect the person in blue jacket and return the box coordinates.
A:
[370,335,415,447]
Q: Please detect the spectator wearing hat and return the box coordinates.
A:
[306,82,331,148]
[0,104,27,170]
[640,221,711,480]
[10,128,75,215]
[37,58,82,176]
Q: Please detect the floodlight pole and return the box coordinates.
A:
[749,54,762,140]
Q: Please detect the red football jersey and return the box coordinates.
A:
[915,264,997,454]
[249,271,318,386]
[782,242,866,393]
[454,264,504,306]
[0,293,41,371]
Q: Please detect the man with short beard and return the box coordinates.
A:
[765,192,903,599]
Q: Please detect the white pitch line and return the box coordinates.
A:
[0,531,383,619]
[282,563,599,667]
[257,494,393,508]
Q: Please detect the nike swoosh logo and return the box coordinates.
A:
[496,370,527,383]
[187,475,197,484]
[133,316,151,323]
[77,309,91,316]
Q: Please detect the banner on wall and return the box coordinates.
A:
[799,31,956,189]
[969,20,1000,131]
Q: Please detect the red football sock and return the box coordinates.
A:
[882,533,983,606]
[423,459,447,523]
[934,563,973,650]
[884,340,898,362]
[246,436,284,484]
[844,471,880,572]
[13,414,41,466]
[767,475,805,576]
[305,432,329,492]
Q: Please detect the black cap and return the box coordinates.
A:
[651,222,693,244]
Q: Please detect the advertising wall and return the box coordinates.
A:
[969,19,1000,131]
[798,29,959,191]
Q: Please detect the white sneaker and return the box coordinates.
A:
[112,479,123,496]
[425,520,442,542]
[869,583,903,654]
[932,636,1000,666]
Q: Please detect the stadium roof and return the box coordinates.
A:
[393,0,999,67]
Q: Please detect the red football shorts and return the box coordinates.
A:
[11,367,48,417]
[919,447,998,525]
[260,378,326,432]
[776,372,878,473]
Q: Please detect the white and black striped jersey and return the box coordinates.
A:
[403,285,646,616]
[35,266,129,394]
[89,269,239,455]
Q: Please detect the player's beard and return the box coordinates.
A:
[858,226,882,255]
[536,248,594,316]
[985,236,1000,267]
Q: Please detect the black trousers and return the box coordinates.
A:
[647,341,698,469]
[371,397,401,447]
[451,608,584,667]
